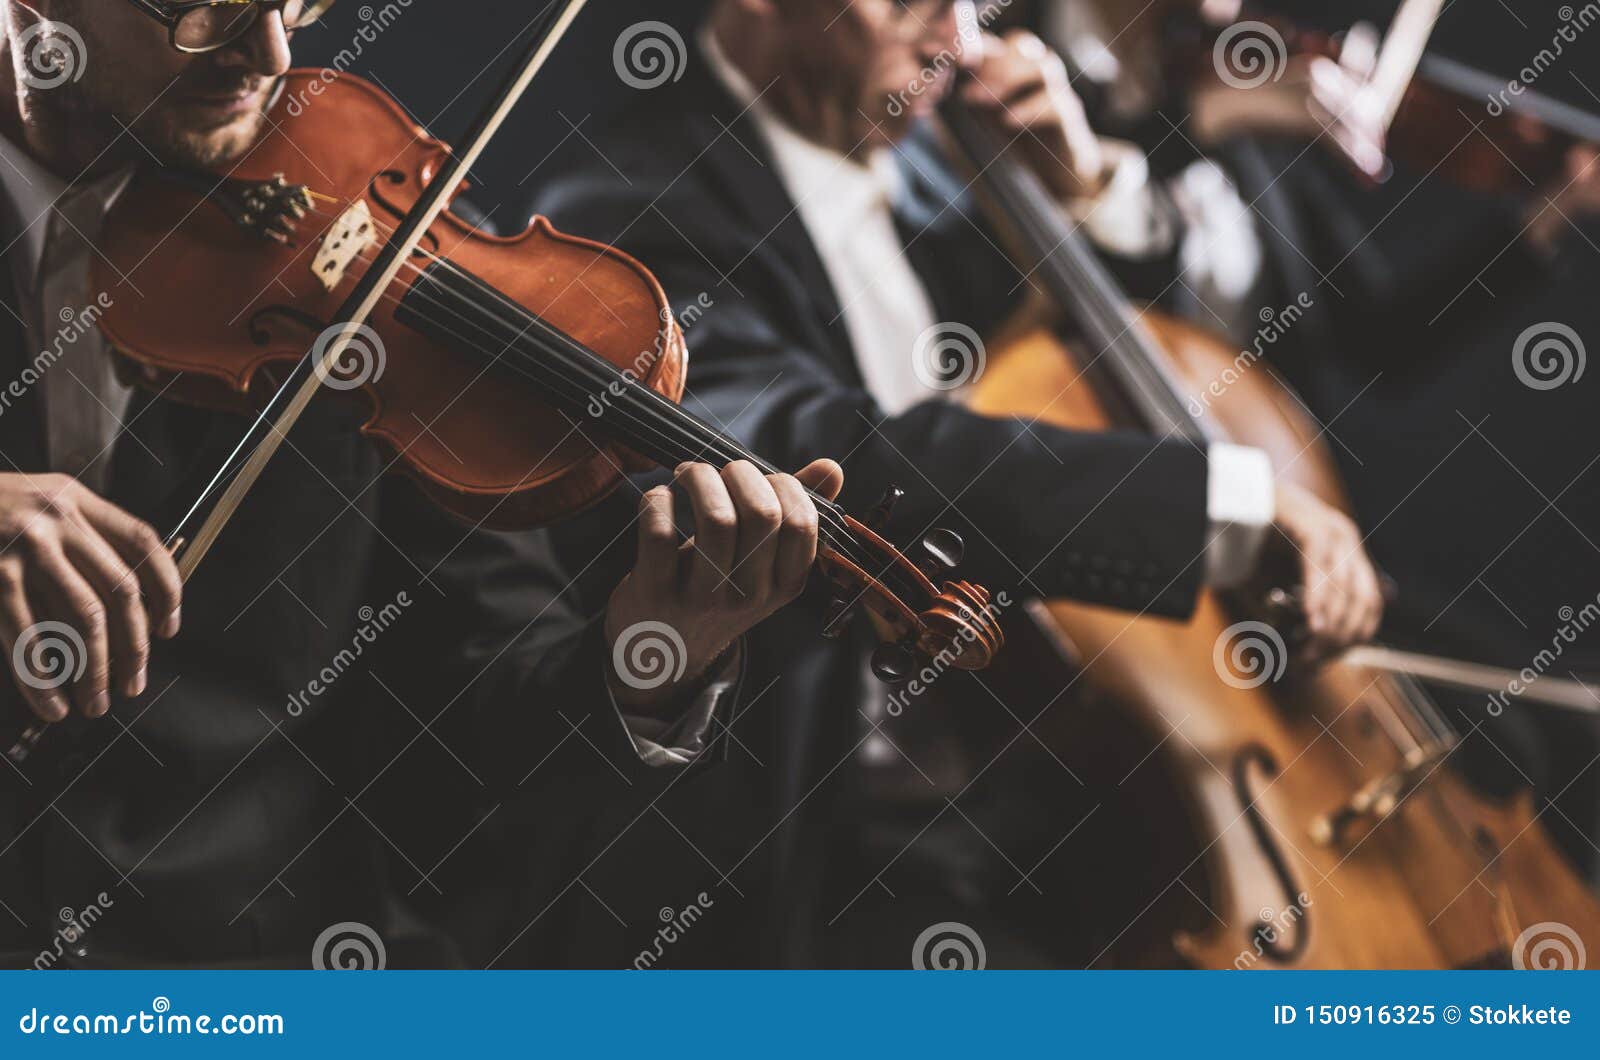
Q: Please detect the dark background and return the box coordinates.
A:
[295,0,712,223]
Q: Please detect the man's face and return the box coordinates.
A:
[778,0,969,147]
[9,0,293,170]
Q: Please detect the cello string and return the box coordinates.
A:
[943,102,1470,759]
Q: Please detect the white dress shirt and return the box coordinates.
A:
[700,29,1275,587]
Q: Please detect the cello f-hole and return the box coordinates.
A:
[1232,745,1311,962]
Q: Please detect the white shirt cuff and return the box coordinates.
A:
[1205,443,1275,588]
[1069,138,1176,260]
[608,641,742,768]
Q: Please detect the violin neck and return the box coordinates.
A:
[397,259,764,474]
[939,97,1211,445]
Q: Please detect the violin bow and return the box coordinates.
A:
[7,0,592,763]
[1345,645,1600,714]
[1364,0,1446,135]
[165,0,592,579]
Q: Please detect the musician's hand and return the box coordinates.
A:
[604,459,844,714]
[0,474,182,722]
[1191,53,1387,179]
[959,30,1110,200]
[1272,483,1383,659]
[1525,144,1600,253]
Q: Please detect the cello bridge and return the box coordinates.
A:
[1309,745,1445,848]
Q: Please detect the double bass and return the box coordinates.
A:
[940,90,1600,968]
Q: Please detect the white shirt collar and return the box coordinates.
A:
[698,24,905,249]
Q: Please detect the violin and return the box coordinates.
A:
[1198,0,1585,195]
[939,87,1600,967]
[2,11,1003,772]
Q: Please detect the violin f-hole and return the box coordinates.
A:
[1231,745,1311,963]
[368,170,442,255]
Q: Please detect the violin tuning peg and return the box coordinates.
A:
[917,527,965,577]
[822,595,858,639]
[866,485,905,532]
[870,641,918,684]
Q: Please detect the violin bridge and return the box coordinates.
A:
[311,199,376,292]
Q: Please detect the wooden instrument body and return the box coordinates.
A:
[95,72,684,530]
[970,312,1600,968]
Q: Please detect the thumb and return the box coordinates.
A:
[794,458,845,502]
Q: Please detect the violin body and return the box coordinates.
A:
[96,71,685,530]
[1388,84,1571,195]
[970,313,1600,967]
[4,67,1006,778]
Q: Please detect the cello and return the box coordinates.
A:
[940,89,1600,968]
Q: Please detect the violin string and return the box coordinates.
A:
[282,198,931,607]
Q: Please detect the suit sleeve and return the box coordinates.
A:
[377,479,737,799]
[537,152,1210,618]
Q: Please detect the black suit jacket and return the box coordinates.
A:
[528,45,1213,966]
[535,48,1210,617]
[0,250,680,968]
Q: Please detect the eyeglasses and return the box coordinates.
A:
[124,0,336,54]
[887,1,972,41]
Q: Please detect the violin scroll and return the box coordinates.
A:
[817,502,1004,682]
